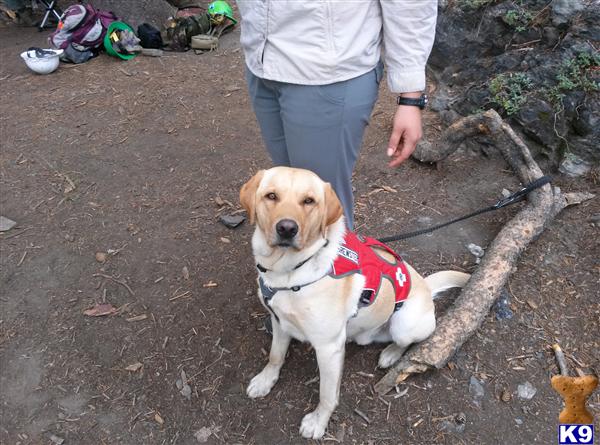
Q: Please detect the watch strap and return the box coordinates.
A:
[396,94,428,109]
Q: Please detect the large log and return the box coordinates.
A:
[375,110,594,395]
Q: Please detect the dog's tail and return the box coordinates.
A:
[426,271,470,299]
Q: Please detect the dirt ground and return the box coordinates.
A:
[1,23,599,445]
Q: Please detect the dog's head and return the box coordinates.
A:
[240,167,343,250]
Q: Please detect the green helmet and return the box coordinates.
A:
[208,1,237,25]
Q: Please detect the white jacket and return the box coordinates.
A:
[236,0,438,93]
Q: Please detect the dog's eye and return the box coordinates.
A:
[303,197,315,205]
[266,192,277,201]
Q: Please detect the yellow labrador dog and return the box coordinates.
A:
[240,167,469,439]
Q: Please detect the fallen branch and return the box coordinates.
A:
[552,343,569,376]
[375,109,594,395]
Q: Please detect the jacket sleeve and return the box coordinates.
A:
[379,0,438,93]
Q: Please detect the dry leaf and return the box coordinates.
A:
[154,413,164,425]
[125,362,143,372]
[215,196,225,206]
[126,314,148,322]
[182,266,190,280]
[83,303,117,317]
[526,299,538,309]
[62,174,76,194]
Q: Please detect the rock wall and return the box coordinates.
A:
[430,0,599,174]
[86,0,176,29]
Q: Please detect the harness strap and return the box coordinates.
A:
[358,289,405,312]
[259,271,331,322]
[259,272,330,295]
[259,276,280,322]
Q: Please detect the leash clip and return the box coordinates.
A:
[494,191,526,209]
[493,176,552,210]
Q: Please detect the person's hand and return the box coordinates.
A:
[386,94,423,168]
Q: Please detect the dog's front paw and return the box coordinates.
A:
[246,368,278,398]
[300,410,328,439]
[378,344,405,369]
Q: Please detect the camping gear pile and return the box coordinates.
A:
[15,1,237,73]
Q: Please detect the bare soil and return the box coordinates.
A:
[1,24,599,445]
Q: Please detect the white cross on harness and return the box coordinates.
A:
[395,267,407,287]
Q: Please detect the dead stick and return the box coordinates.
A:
[169,291,191,301]
[552,344,569,376]
[17,251,28,266]
[353,408,371,424]
[93,273,135,296]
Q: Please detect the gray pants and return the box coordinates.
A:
[246,63,383,229]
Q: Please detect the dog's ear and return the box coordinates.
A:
[240,170,265,225]
[322,182,343,234]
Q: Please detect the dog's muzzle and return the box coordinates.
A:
[275,219,298,246]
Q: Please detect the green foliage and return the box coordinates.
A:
[489,72,533,115]
[503,7,533,32]
[545,51,600,109]
[558,52,600,92]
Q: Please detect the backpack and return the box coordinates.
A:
[164,14,212,51]
[49,4,117,52]
[137,23,163,49]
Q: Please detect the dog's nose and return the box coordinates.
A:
[276,219,298,239]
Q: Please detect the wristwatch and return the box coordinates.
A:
[396,93,428,110]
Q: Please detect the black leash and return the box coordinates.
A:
[378,175,552,243]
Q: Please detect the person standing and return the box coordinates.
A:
[237,1,437,229]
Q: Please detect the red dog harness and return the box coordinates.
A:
[331,232,411,311]
[258,232,411,322]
